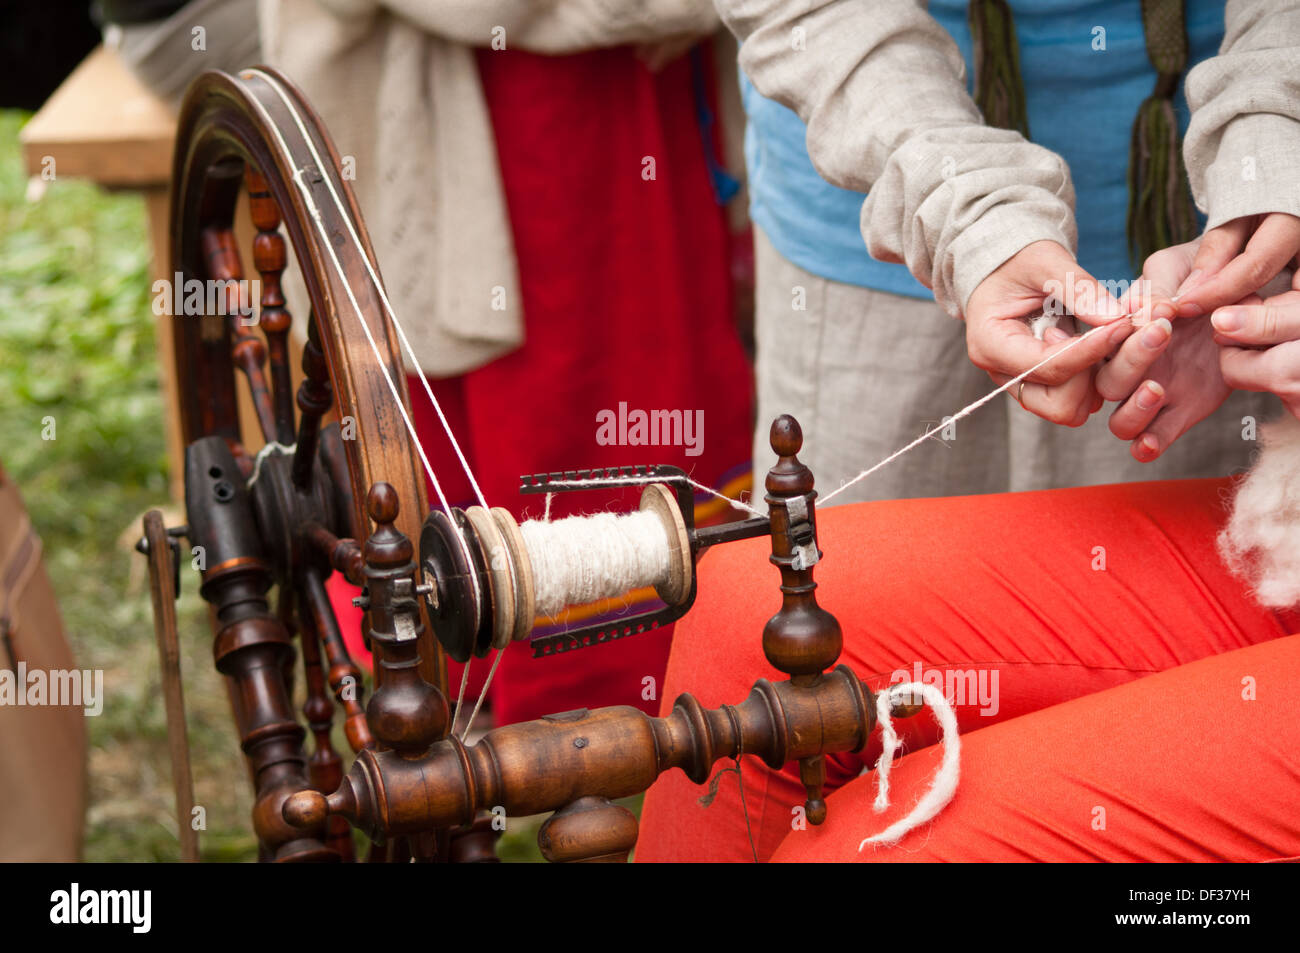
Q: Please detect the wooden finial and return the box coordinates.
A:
[364,482,411,568]
[770,413,802,457]
[283,789,328,831]
[367,482,400,525]
[766,414,814,497]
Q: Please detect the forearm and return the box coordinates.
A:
[714,0,1077,316]
[1184,0,1300,228]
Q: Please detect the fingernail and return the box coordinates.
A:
[1138,434,1160,458]
[1212,308,1243,332]
[1178,302,1204,318]
[1151,302,1176,322]
[1045,327,1070,344]
[1141,318,1172,348]
[1135,381,1164,411]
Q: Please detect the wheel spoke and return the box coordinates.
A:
[320,422,360,540]
[302,520,364,585]
[201,225,278,445]
[245,168,298,446]
[296,582,354,860]
[301,569,372,753]
[292,315,332,490]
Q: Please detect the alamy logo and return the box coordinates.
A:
[595,402,704,457]
[151,273,259,323]
[0,664,103,716]
[50,884,151,933]
[889,662,999,716]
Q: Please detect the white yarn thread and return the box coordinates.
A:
[245,441,296,489]
[520,510,672,616]
[859,682,961,849]
[243,69,491,512]
[237,70,494,735]
[823,320,1120,505]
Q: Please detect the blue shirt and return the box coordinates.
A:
[742,0,1225,299]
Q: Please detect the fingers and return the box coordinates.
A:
[1108,380,1167,442]
[994,371,1097,427]
[1210,291,1300,347]
[1188,217,1252,283]
[971,318,1130,386]
[1095,318,1172,400]
[1177,214,1300,317]
[1060,262,1128,325]
[965,242,1128,387]
[1130,397,1217,464]
[1219,339,1300,398]
[1142,241,1203,324]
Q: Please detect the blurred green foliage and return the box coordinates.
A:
[0,110,567,863]
[1,109,257,861]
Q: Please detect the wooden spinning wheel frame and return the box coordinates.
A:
[152,69,912,864]
[169,67,442,678]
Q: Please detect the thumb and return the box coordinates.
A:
[1036,247,1126,326]
[1140,242,1202,325]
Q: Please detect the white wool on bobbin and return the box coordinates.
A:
[1218,413,1300,608]
[859,682,961,849]
[519,510,672,617]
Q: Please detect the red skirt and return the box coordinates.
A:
[330,43,754,726]
[637,479,1300,862]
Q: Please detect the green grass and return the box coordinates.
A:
[1,109,260,861]
[0,109,567,863]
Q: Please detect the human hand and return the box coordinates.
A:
[1149,213,1300,322]
[1094,241,1232,461]
[1096,315,1229,461]
[966,240,1129,426]
[1213,272,1300,420]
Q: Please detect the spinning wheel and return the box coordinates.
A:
[167,67,442,861]
[146,69,932,864]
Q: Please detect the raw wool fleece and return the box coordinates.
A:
[1219,413,1300,608]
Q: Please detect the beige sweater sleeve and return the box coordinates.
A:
[712,0,1077,318]
[1183,0,1300,229]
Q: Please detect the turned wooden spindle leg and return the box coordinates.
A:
[448,815,502,863]
[538,797,639,863]
[186,436,334,862]
[357,482,448,757]
[761,414,843,825]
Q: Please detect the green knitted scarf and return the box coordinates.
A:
[967,0,1199,269]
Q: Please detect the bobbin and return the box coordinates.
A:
[418,475,695,664]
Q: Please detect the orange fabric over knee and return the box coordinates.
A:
[771,635,1300,862]
[636,478,1297,862]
